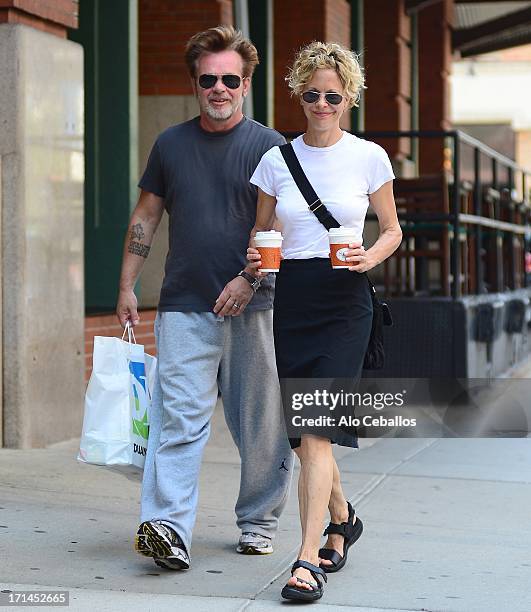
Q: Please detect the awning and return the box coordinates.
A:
[406,0,531,57]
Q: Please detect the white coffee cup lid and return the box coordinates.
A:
[255,230,283,242]
[329,226,357,236]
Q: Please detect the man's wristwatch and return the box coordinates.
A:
[238,270,261,292]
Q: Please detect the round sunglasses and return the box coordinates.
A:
[198,74,242,90]
[302,90,344,105]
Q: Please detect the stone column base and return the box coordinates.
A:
[0,24,84,447]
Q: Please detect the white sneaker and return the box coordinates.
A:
[236,532,273,554]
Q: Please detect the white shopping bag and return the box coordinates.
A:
[78,322,156,474]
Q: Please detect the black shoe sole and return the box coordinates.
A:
[154,557,189,571]
[281,585,323,602]
[135,522,190,570]
[135,522,173,558]
[236,545,273,555]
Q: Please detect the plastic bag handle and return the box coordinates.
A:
[121,320,137,345]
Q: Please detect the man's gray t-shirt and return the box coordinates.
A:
[139,116,285,312]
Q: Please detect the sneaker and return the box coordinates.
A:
[135,520,190,570]
[236,532,273,555]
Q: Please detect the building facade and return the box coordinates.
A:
[1,0,530,447]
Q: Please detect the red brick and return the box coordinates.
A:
[363,0,411,160]
[84,309,158,382]
[0,7,68,35]
[139,0,233,96]
[274,0,326,132]
[274,0,352,132]
[0,0,77,29]
[418,0,452,173]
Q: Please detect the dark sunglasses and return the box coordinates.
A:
[198,74,242,90]
[302,90,343,105]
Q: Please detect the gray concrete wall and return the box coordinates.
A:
[137,95,198,308]
[0,25,85,447]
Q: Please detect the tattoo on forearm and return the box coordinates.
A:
[128,241,151,258]
[130,223,145,241]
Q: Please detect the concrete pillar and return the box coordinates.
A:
[0,24,84,447]
[364,0,412,166]
[137,0,233,307]
[273,0,351,133]
[418,0,453,174]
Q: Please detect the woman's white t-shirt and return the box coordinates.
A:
[250,132,395,259]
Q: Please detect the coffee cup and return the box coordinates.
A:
[328,227,360,269]
[254,230,283,272]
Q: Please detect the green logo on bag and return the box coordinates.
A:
[131,383,149,440]
[133,411,149,440]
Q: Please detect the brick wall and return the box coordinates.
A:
[364,0,411,159]
[418,0,453,173]
[273,0,351,132]
[139,0,233,96]
[84,310,157,383]
[0,0,78,36]
[325,0,350,52]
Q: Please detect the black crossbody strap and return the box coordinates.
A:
[279,142,340,231]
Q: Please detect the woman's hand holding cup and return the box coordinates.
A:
[328,228,371,273]
[345,243,371,273]
[247,246,267,278]
[248,229,284,276]
[252,230,283,273]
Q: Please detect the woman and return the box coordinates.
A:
[247,41,402,602]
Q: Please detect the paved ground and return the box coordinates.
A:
[1,391,531,611]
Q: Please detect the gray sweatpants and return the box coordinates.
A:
[140,310,293,555]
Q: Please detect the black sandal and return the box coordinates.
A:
[281,559,327,602]
[318,502,363,573]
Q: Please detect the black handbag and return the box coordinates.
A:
[279,142,393,370]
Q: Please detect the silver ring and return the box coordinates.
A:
[233,302,240,309]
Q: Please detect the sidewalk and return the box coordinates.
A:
[1,400,531,612]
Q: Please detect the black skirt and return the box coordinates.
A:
[273,258,373,449]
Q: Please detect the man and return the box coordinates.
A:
[116,25,293,571]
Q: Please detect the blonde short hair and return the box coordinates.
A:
[185,25,259,78]
[286,41,365,109]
